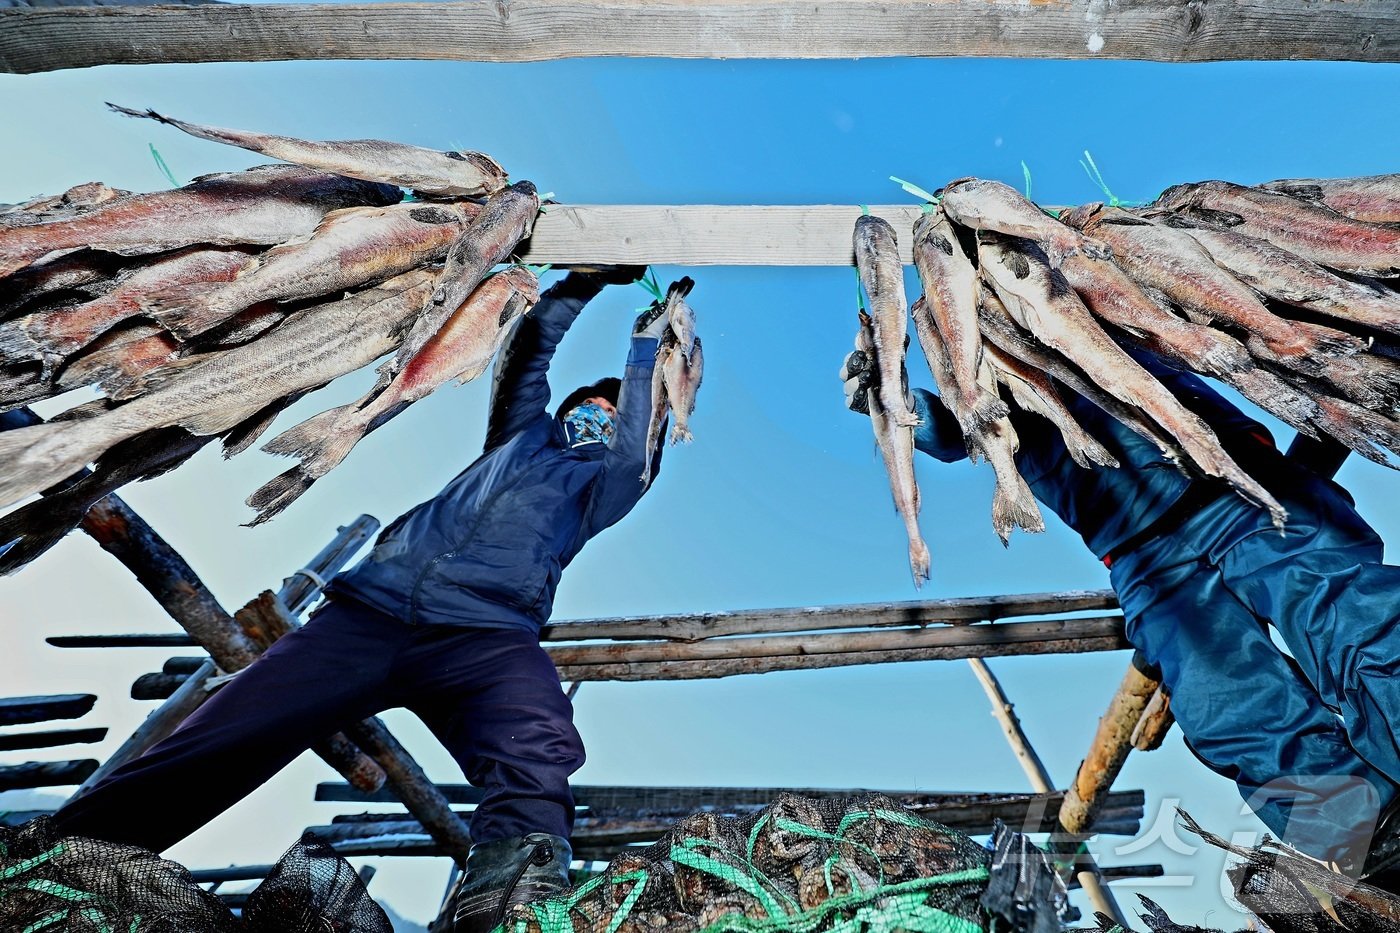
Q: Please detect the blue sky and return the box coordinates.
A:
[2,54,1398,930]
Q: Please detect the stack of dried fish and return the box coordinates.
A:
[856,174,1400,580]
[642,276,704,485]
[0,105,544,570]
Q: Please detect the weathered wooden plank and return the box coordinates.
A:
[541,589,1119,642]
[4,1,1400,75]
[0,727,107,751]
[47,634,197,647]
[130,672,188,701]
[0,759,98,790]
[0,694,96,726]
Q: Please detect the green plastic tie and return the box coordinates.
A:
[638,267,665,302]
[670,840,786,918]
[604,869,649,933]
[854,267,867,313]
[525,263,552,276]
[889,176,940,205]
[0,843,65,881]
[1078,151,1147,208]
[1021,161,1033,201]
[859,204,871,216]
[148,144,179,188]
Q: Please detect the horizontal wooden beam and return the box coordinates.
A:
[0,759,97,790]
[0,727,107,751]
[0,694,96,725]
[48,634,198,647]
[4,1,1400,74]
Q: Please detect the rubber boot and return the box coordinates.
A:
[444,834,572,933]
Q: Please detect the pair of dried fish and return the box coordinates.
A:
[851,173,1400,584]
[642,277,704,485]
[0,105,546,566]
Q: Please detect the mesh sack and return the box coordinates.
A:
[503,793,996,933]
[242,831,392,933]
[0,815,237,932]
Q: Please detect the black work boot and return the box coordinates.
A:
[445,833,572,933]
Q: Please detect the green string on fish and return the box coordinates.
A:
[639,267,665,302]
[889,176,940,205]
[537,191,555,214]
[148,144,179,188]
[525,263,552,277]
[1078,150,1146,208]
[854,267,867,313]
[1020,161,1033,201]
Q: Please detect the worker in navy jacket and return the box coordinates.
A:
[842,347,1400,884]
[53,266,666,933]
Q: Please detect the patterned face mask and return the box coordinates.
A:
[562,402,615,446]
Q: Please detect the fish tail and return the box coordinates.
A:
[990,472,1045,546]
[1312,396,1400,468]
[1290,320,1365,358]
[244,466,317,526]
[667,423,693,445]
[1065,431,1119,470]
[1227,368,1322,440]
[261,404,365,478]
[907,536,932,589]
[0,421,106,510]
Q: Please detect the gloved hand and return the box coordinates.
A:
[841,349,877,416]
[633,301,670,340]
[569,264,648,286]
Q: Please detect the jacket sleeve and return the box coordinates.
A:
[483,275,603,451]
[581,335,660,536]
[911,389,972,464]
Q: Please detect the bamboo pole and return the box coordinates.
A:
[966,659,1128,928]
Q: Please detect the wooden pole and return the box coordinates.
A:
[0,728,108,751]
[5,1,1400,75]
[965,658,1128,928]
[1060,662,1163,835]
[0,694,96,725]
[0,759,98,791]
[73,494,385,793]
[72,514,380,793]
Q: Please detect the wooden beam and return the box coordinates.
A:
[0,759,97,790]
[0,727,107,751]
[47,634,198,648]
[5,1,1400,75]
[0,694,96,726]
[541,589,1118,642]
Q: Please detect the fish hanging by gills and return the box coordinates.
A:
[1152,180,1400,276]
[977,232,1287,528]
[1257,174,1400,225]
[1157,215,1400,338]
[389,180,540,386]
[0,269,436,512]
[1059,204,1390,408]
[910,205,1007,429]
[938,177,1110,262]
[141,200,481,340]
[912,296,1042,544]
[855,309,931,586]
[0,165,401,281]
[0,247,259,368]
[853,215,918,428]
[246,267,540,523]
[641,278,703,483]
[108,103,509,199]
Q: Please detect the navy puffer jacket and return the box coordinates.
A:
[328,276,661,630]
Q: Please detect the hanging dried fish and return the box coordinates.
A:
[853,215,918,428]
[109,103,509,199]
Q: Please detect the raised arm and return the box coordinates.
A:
[483,273,603,451]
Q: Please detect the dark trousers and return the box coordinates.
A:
[51,598,585,854]
[1110,479,1400,865]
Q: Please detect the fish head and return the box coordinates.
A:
[934,176,980,199]
[1057,203,1104,230]
[497,265,542,309]
[853,214,897,256]
[448,150,510,193]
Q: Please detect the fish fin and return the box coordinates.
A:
[990,473,1045,546]
[142,286,235,340]
[0,420,104,510]
[966,389,1010,427]
[1289,320,1365,357]
[261,403,364,479]
[0,320,42,363]
[1259,182,1326,202]
[1065,433,1119,470]
[221,394,304,459]
[668,424,693,445]
[1182,207,1247,228]
[107,353,210,402]
[244,466,317,526]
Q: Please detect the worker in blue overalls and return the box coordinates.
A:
[841,345,1400,885]
[52,266,669,933]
